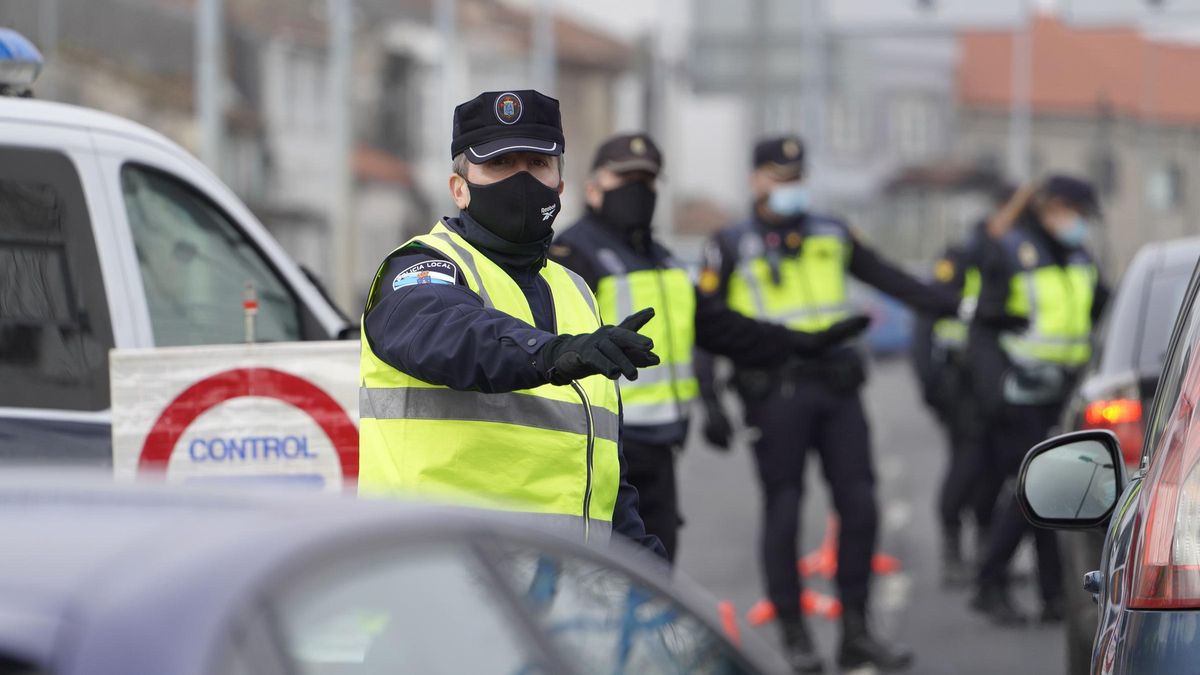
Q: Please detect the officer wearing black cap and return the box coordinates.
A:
[358,90,667,558]
[549,133,870,562]
[967,174,1110,625]
[695,135,960,672]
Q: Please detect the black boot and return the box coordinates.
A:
[969,586,1027,626]
[780,618,824,673]
[941,529,970,589]
[837,607,913,672]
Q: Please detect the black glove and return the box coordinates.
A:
[542,308,661,385]
[788,315,872,355]
[702,400,733,451]
[979,313,1030,332]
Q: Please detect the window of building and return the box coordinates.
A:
[827,96,871,160]
[893,96,935,161]
[1147,162,1186,213]
[0,147,114,411]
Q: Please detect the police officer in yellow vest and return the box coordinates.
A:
[696,136,960,673]
[358,90,666,558]
[968,175,1109,625]
[550,133,870,562]
[911,208,1005,588]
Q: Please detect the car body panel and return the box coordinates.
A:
[0,473,789,675]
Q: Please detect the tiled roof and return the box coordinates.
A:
[958,13,1200,124]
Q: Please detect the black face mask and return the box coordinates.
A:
[465,171,562,244]
[598,180,657,232]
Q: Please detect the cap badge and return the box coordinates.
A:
[631,137,647,155]
[495,92,523,125]
[1019,242,1039,269]
[783,139,801,159]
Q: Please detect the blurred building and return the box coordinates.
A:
[955,13,1200,273]
[685,0,958,255]
[0,0,636,311]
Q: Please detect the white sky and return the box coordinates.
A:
[507,0,1200,41]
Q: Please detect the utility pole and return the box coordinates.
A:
[803,0,826,177]
[532,0,557,94]
[195,0,223,170]
[327,0,356,312]
[1007,0,1033,182]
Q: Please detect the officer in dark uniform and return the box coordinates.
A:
[696,136,959,673]
[550,133,870,563]
[968,175,1109,624]
[910,194,1010,587]
[358,90,665,558]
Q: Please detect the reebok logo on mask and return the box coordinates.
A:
[541,204,558,221]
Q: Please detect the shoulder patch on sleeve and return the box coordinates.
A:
[934,258,956,283]
[393,259,459,290]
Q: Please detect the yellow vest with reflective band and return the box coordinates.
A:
[1000,240,1096,367]
[595,268,698,428]
[933,267,981,350]
[358,222,622,543]
[725,225,851,332]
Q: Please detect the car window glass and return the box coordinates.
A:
[121,165,301,346]
[486,542,753,675]
[273,543,547,675]
[0,147,114,411]
[1137,267,1192,374]
[1144,269,1200,462]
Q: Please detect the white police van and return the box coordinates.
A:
[0,30,354,465]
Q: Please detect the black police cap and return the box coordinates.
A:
[753,135,805,176]
[590,133,663,175]
[1040,174,1100,216]
[451,90,564,163]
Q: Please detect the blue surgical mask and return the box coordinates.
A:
[1055,215,1089,248]
[767,183,810,217]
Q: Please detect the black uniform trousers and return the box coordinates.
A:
[623,440,681,563]
[746,375,877,618]
[977,401,1065,602]
[933,363,1000,542]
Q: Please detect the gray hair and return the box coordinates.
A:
[452,153,564,178]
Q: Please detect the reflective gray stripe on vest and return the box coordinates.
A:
[621,361,695,387]
[493,510,613,544]
[562,267,600,322]
[736,263,770,318]
[360,387,620,443]
[623,400,689,426]
[430,231,494,308]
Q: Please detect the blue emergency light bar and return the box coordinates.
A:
[0,28,43,95]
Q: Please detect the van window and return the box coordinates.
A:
[0,148,114,411]
[122,165,301,346]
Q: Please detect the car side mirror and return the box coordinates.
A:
[1017,429,1127,530]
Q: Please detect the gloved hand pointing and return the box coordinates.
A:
[789,314,872,356]
[542,308,661,385]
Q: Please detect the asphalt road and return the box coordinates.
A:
[675,357,1067,675]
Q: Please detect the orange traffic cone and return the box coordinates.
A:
[801,589,843,619]
[798,515,903,578]
[746,599,777,626]
[718,601,742,645]
[798,515,840,578]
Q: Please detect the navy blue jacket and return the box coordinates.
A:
[363,212,667,560]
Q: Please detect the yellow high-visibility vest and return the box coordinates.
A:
[358,222,622,543]
[933,267,981,350]
[1000,236,1096,367]
[726,224,851,332]
[596,268,697,427]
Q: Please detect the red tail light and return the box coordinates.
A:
[1083,399,1144,466]
[1128,401,1200,609]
